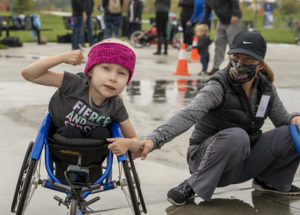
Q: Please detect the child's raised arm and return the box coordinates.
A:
[21,50,84,87]
[107,119,141,156]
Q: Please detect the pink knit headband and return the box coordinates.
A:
[84,42,136,83]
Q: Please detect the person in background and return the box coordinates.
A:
[127,0,143,37]
[82,0,95,47]
[102,0,124,39]
[153,0,171,55]
[187,0,213,29]
[201,0,242,75]
[178,0,194,49]
[71,0,87,50]
[195,24,211,75]
[135,31,300,206]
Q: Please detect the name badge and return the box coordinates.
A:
[256,95,270,118]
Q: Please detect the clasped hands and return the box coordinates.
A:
[107,138,155,160]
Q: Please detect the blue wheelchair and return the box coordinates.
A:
[10,112,147,215]
[290,124,300,157]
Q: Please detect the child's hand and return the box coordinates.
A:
[107,138,131,156]
[62,50,84,66]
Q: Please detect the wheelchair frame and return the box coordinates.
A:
[11,112,147,215]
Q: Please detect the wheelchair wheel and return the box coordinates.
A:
[172,32,183,49]
[122,160,141,215]
[130,31,144,48]
[127,151,147,213]
[68,199,78,215]
[11,142,34,212]
[13,142,39,215]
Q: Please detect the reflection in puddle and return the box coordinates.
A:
[156,60,168,64]
[166,198,255,215]
[165,191,300,215]
[153,80,172,103]
[125,79,206,107]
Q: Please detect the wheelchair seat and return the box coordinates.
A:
[48,133,110,184]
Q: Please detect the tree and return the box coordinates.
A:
[278,0,299,14]
[144,0,155,13]
[11,0,33,13]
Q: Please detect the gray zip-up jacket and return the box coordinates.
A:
[202,0,242,25]
[147,69,300,149]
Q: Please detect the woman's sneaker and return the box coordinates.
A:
[167,180,195,206]
[252,178,300,195]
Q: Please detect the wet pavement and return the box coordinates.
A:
[1,42,300,215]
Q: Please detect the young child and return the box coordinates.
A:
[195,24,211,75]
[21,38,141,181]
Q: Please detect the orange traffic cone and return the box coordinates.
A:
[177,79,188,92]
[190,36,201,61]
[174,43,191,76]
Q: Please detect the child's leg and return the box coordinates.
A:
[55,162,70,184]
[53,126,84,184]
[201,51,209,72]
[199,51,209,75]
[86,127,111,182]
[199,60,206,75]
[88,166,103,183]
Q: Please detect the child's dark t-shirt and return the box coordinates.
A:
[48,72,128,133]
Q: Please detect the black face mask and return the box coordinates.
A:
[229,59,259,84]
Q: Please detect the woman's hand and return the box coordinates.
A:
[131,139,155,160]
[291,116,300,131]
[61,50,84,66]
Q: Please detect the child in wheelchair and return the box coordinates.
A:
[21,38,142,185]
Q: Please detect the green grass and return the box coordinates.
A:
[0,12,71,42]
[0,43,8,49]
[0,12,298,44]
[258,28,297,43]
[208,14,298,44]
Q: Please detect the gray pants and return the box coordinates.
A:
[213,20,242,69]
[187,126,299,201]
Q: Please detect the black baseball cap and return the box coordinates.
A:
[227,31,267,61]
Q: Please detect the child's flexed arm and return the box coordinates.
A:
[21,50,84,88]
[107,119,142,157]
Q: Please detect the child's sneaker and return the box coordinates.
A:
[167,180,195,206]
[252,178,300,195]
[198,71,207,76]
[208,67,219,76]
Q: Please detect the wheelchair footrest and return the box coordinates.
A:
[54,195,68,207]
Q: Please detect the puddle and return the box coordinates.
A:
[164,191,300,215]
[125,79,206,106]
[155,60,168,64]
[125,80,300,112]
[0,54,42,60]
